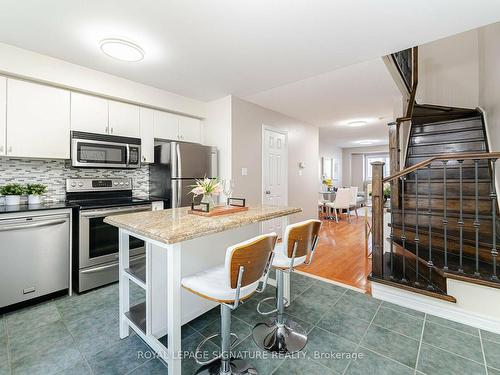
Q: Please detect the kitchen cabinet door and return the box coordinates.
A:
[0,77,6,156]
[140,107,155,163]
[70,92,109,135]
[154,110,179,140]
[178,116,202,143]
[108,100,140,138]
[7,79,70,159]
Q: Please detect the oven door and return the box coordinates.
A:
[79,205,151,269]
[72,138,129,169]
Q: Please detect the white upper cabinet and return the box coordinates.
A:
[153,110,178,140]
[139,107,155,163]
[7,79,70,159]
[108,101,140,138]
[178,116,202,143]
[0,77,6,156]
[70,92,109,135]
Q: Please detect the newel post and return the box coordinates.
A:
[371,161,385,278]
[388,122,400,209]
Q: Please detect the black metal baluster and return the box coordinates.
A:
[427,164,434,290]
[415,173,420,287]
[491,158,498,281]
[458,160,464,273]
[474,160,480,277]
[390,200,394,280]
[401,176,407,283]
[443,160,449,271]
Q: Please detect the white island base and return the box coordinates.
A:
[115,214,294,374]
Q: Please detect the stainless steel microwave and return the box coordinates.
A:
[71,131,141,169]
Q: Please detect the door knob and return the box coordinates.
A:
[265,190,271,195]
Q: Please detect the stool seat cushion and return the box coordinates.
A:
[272,243,307,269]
[182,264,259,303]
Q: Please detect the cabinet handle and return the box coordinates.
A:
[8,146,12,154]
[110,127,114,134]
[105,126,109,133]
[142,156,146,162]
[0,145,3,153]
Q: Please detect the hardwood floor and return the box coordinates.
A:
[298,213,372,293]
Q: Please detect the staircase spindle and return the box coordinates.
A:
[474,159,480,277]
[442,161,448,271]
[491,158,498,281]
[390,201,394,279]
[427,164,434,290]
[401,176,407,283]
[458,160,464,273]
[415,173,420,287]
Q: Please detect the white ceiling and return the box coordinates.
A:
[246,58,400,147]
[0,0,499,102]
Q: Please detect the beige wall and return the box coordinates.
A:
[418,29,479,109]
[231,97,319,222]
[342,145,389,188]
[478,22,500,191]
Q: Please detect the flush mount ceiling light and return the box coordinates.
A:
[99,38,144,62]
[356,140,376,145]
[347,121,368,127]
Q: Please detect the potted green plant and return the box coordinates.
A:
[0,183,26,206]
[26,183,48,205]
[383,185,391,202]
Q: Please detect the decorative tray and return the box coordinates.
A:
[188,205,249,217]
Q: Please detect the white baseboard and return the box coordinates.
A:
[372,281,500,334]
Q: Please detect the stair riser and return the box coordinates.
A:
[404,181,491,196]
[392,228,494,263]
[392,213,496,237]
[411,128,485,143]
[412,118,482,132]
[402,197,492,215]
[409,141,486,156]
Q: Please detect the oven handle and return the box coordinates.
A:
[80,254,146,274]
[80,205,152,218]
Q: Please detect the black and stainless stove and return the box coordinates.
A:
[67,178,153,293]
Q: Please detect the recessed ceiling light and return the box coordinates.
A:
[99,38,144,62]
[348,121,368,127]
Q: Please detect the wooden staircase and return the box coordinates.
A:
[371,47,500,300]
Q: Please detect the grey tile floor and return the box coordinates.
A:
[0,273,499,375]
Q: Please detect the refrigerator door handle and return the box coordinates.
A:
[177,180,182,207]
[176,143,182,178]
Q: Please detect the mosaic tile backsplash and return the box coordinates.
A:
[0,158,150,202]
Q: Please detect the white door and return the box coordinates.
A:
[0,77,6,156]
[140,107,155,163]
[262,128,287,234]
[70,92,109,135]
[154,110,179,140]
[7,79,70,159]
[178,116,201,143]
[108,101,140,137]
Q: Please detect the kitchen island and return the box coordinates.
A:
[104,205,301,374]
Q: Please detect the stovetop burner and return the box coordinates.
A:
[65,178,153,210]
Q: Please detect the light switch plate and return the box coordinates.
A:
[241,168,248,176]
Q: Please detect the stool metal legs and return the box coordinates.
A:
[252,269,308,354]
[195,305,258,375]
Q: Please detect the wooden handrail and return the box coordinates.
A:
[383,151,500,183]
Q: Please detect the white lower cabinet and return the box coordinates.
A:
[140,107,155,163]
[7,79,70,159]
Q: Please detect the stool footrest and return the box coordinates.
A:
[256,296,289,316]
[195,332,239,366]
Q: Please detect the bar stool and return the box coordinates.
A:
[252,219,321,354]
[182,233,278,375]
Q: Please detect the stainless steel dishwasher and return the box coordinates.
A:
[0,211,70,308]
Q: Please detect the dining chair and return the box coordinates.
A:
[349,186,359,217]
[326,187,351,223]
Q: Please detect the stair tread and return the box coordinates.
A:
[409,138,486,147]
[411,126,484,137]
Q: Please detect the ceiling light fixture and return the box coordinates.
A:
[356,140,376,145]
[348,121,368,127]
[99,38,145,62]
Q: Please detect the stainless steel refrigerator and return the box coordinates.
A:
[149,141,218,208]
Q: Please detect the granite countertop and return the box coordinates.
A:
[0,201,77,214]
[104,205,302,245]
